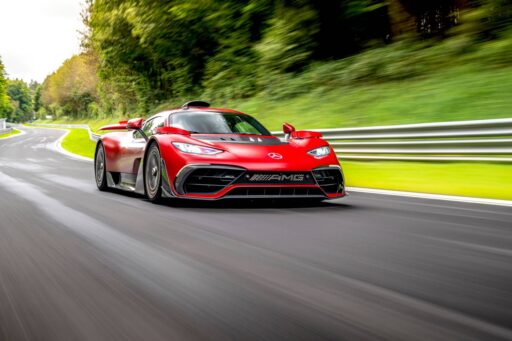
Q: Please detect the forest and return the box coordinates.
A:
[1,0,512,125]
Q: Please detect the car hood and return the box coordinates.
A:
[190,134,336,171]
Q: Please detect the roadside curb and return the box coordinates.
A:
[347,187,512,208]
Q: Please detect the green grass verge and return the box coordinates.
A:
[0,128,21,139]
[343,161,512,200]
[230,64,512,131]
[60,128,97,159]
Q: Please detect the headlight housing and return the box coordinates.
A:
[172,142,223,155]
[308,146,331,158]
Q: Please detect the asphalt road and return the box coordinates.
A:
[1,127,511,341]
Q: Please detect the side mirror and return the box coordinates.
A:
[127,118,144,130]
[155,126,191,136]
[291,130,323,139]
[283,123,296,140]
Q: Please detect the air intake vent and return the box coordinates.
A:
[182,100,210,109]
[312,168,344,194]
[182,168,244,194]
[226,187,325,198]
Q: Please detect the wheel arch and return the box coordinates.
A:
[142,138,174,199]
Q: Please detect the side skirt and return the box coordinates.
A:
[106,172,138,192]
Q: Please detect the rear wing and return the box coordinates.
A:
[99,118,143,131]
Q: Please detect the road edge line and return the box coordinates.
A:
[347,187,512,207]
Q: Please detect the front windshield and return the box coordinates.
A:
[169,111,271,135]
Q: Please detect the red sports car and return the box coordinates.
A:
[95,101,346,202]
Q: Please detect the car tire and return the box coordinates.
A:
[144,142,163,203]
[94,142,109,191]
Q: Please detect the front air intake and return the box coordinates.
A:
[225,187,325,198]
[179,167,245,194]
[312,168,344,194]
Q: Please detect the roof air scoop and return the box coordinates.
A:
[182,100,210,109]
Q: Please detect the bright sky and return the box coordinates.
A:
[0,0,84,83]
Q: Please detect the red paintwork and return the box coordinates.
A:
[283,123,296,134]
[100,123,128,131]
[291,130,323,139]
[99,106,345,200]
[155,126,190,136]
[127,118,144,130]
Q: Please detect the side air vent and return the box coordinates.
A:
[182,100,210,109]
[182,168,244,194]
[312,168,344,194]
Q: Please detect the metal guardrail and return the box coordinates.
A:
[29,118,512,162]
[272,118,512,162]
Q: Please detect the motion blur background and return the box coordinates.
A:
[1,0,512,199]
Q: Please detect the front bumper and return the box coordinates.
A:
[169,164,346,200]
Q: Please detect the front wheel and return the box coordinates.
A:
[95,142,108,191]
[144,143,163,203]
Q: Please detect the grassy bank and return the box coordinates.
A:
[0,128,21,139]
[231,65,512,131]
[35,60,512,134]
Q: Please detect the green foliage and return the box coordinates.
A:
[482,0,512,35]
[82,0,397,114]
[39,0,512,124]
[41,53,98,119]
[227,32,512,130]
[7,79,33,122]
[256,3,319,74]
[0,57,12,119]
[33,85,42,113]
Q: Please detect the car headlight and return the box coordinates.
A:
[172,142,223,155]
[308,146,331,158]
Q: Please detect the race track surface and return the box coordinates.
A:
[1,127,511,341]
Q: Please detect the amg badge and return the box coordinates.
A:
[249,174,305,182]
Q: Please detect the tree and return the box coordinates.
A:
[388,0,469,37]
[7,79,33,122]
[41,53,98,119]
[0,57,12,119]
[32,84,42,114]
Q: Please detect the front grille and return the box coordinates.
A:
[225,187,325,198]
[235,172,316,185]
[312,168,344,194]
[183,168,244,194]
